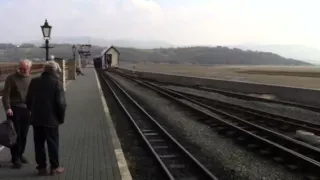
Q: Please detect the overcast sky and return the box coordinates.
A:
[0,0,319,48]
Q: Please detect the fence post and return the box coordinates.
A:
[55,59,66,91]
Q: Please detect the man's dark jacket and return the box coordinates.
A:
[26,72,67,127]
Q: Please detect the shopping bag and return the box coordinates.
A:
[0,120,17,148]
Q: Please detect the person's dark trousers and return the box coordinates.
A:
[8,106,30,163]
[33,126,59,170]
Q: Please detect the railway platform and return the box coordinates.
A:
[0,66,131,180]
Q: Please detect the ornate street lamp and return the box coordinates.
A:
[40,19,53,61]
[41,19,52,40]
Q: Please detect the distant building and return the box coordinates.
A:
[100,45,120,69]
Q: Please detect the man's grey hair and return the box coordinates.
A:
[20,59,32,68]
[43,60,61,74]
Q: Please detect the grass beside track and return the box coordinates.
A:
[121,63,320,89]
[236,70,320,78]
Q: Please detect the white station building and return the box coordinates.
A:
[100,45,120,69]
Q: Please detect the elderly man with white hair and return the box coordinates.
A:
[2,59,33,169]
[26,60,67,176]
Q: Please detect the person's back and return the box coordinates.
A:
[28,72,66,126]
[26,60,66,175]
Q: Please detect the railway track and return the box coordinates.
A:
[161,85,320,136]
[138,78,320,113]
[116,72,320,179]
[99,72,218,180]
[196,86,320,112]
[121,71,320,135]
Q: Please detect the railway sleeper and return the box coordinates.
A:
[149,139,165,143]
[159,154,178,159]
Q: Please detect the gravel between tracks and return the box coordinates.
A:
[108,72,305,180]
[164,85,320,124]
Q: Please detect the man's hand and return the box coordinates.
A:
[7,109,13,116]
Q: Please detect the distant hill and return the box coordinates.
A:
[25,37,320,64]
[0,43,311,66]
[27,36,174,49]
[29,36,108,47]
[106,39,174,49]
[232,44,320,64]
[118,46,311,65]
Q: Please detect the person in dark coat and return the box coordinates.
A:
[26,60,67,175]
[2,59,33,169]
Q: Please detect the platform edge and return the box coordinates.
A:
[94,69,133,180]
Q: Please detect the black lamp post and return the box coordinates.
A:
[40,19,53,61]
[72,45,76,61]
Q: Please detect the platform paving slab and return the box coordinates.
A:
[0,67,125,180]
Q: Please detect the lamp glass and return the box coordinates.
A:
[41,19,52,39]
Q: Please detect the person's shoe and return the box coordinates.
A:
[37,168,48,176]
[20,156,29,164]
[50,167,64,175]
[12,161,22,169]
